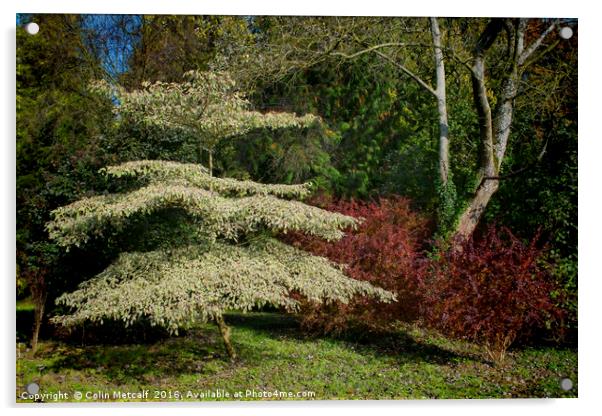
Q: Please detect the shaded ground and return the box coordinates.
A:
[16,311,577,402]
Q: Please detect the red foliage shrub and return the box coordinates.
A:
[420,225,564,363]
[285,196,564,361]
[282,194,431,334]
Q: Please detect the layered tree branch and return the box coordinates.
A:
[52,239,395,333]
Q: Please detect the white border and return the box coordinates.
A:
[7,0,585,17]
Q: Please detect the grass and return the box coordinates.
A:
[16,312,577,402]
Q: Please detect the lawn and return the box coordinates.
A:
[16,310,577,402]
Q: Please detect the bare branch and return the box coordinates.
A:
[331,42,420,59]
[471,19,504,178]
[515,19,528,59]
[474,19,505,57]
[521,39,561,70]
[443,48,476,75]
[337,39,475,76]
[371,49,437,97]
[518,21,558,66]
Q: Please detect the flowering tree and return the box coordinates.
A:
[92,71,319,175]
[46,160,394,359]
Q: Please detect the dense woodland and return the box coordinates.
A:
[16,14,577,399]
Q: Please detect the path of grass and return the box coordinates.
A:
[16,312,577,402]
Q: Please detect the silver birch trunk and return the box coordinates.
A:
[454,19,556,241]
[430,17,450,186]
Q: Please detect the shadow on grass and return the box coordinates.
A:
[43,312,481,382]
[225,312,482,366]
[48,330,228,384]
[16,308,34,344]
[54,319,173,346]
[17,307,170,347]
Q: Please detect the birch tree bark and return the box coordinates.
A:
[361,19,450,189]
[227,17,561,241]
[430,17,450,187]
[454,19,558,240]
[325,17,559,240]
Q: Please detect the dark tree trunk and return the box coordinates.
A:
[214,314,236,361]
[31,292,47,355]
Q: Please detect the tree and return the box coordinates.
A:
[119,15,252,88]
[333,18,564,239]
[482,25,578,334]
[46,160,394,359]
[92,70,319,176]
[228,17,569,239]
[453,19,560,239]
[17,14,115,353]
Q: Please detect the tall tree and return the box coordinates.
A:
[227,17,569,239]
[120,15,251,88]
[453,19,559,239]
[17,14,114,353]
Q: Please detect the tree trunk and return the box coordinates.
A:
[214,314,236,361]
[456,69,517,240]
[452,19,504,242]
[31,292,47,356]
[430,17,450,186]
[493,72,519,171]
[453,53,498,240]
[454,180,499,240]
[198,143,213,177]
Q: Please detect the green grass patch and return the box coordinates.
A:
[16,298,35,312]
[16,312,577,402]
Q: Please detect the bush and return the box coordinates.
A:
[421,226,564,364]
[282,195,431,334]
[285,199,566,361]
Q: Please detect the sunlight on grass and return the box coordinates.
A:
[16,312,577,402]
[16,298,35,312]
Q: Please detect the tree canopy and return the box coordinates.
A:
[47,160,394,355]
[91,70,320,175]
